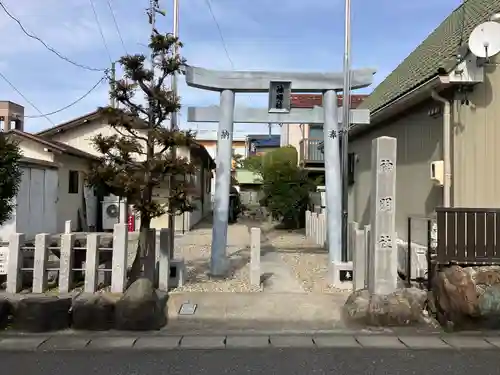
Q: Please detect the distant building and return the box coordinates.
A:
[245,134,281,157]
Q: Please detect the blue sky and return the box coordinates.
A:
[0,0,463,136]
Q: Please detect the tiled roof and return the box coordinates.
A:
[359,0,500,113]
[290,94,367,109]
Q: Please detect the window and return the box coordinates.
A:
[68,170,79,194]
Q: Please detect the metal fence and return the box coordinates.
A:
[405,216,436,290]
[435,207,500,266]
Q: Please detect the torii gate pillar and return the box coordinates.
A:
[211,89,235,276]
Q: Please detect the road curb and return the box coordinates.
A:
[0,333,500,351]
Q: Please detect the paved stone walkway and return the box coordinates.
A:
[167,291,349,332]
[260,252,305,293]
[1,334,500,350]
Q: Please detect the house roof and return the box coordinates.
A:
[36,109,216,169]
[36,109,148,137]
[291,94,367,109]
[359,0,500,113]
[7,129,98,160]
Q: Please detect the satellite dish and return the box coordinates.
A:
[468,21,500,58]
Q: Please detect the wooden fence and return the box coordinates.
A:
[435,207,500,266]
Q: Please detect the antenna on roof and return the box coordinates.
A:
[468,21,500,60]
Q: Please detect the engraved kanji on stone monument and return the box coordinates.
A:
[329,130,337,139]
[220,130,230,139]
[377,234,393,249]
[379,158,394,172]
[378,197,393,212]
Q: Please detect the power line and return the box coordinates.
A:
[0,1,106,72]
[204,0,235,69]
[25,76,107,118]
[88,0,114,64]
[0,71,55,126]
[106,0,128,55]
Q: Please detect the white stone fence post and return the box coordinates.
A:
[6,224,129,294]
[305,209,327,247]
[250,227,261,287]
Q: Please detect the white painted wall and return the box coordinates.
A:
[205,143,246,202]
[0,166,58,242]
[282,123,306,165]
[54,154,91,232]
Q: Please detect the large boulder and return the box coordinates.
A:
[115,278,167,331]
[0,298,12,329]
[432,265,500,329]
[343,287,429,327]
[477,284,500,329]
[12,296,71,332]
[72,293,117,331]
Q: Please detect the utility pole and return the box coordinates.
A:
[109,61,116,108]
[340,0,352,262]
[167,0,180,258]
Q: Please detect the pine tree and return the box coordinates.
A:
[0,133,22,226]
[85,11,196,284]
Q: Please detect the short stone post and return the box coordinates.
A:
[64,220,72,234]
[305,210,311,238]
[111,223,128,293]
[250,227,261,287]
[320,212,327,247]
[317,212,325,246]
[311,212,318,243]
[59,233,75,293]
[33,233,49,293]
[350,223,366,291]
[158,228,170,291]
[84,233,100,293]
[368,136,398,295]
[7,233,24,293]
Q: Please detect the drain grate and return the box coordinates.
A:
[178,302,197,316]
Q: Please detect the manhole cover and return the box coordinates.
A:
[179,303,197,315]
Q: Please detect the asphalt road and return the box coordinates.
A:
[1,348,499,375]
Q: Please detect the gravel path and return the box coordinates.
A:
[168,217,346,294]
[170,219,261,292]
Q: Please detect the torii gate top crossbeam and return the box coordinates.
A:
[184,65,376,92]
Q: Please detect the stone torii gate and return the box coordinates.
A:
[184,65,375,279]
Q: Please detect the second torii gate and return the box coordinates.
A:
[184,65,375,281]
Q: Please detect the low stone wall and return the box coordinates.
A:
[343,287,438,328]
[0,278,168,332]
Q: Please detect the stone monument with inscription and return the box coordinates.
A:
[368,136,398,295]
[183,65,375,281]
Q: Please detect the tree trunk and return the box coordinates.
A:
[128,213,152,286]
